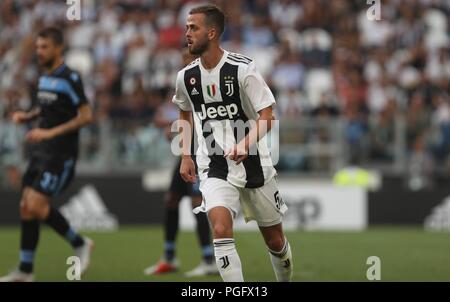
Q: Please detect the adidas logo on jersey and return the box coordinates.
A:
[60,185,119,231]
[198,103,238,120]
[191,87,199,95]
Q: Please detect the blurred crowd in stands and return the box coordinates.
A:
[0,0,449,188]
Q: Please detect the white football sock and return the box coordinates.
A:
[213,238,244,282]
[268,238,293,282]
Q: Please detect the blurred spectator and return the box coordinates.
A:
[271,46,305,91]
[432,93,450,161]
[369,99,396,161]
[93,31,123,64]
[406,93,430,150]
[243,15,275,47]
[0,88,24,190]
[310,92,339,119]
[344,103,369,164]
[407,132,434,191]
[270,0,302,29]
[276,89,308,119]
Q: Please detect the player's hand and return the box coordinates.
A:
[26,128,55,143]
[11,111,29,124]
[225,143,248,165]
[180,155,197,183]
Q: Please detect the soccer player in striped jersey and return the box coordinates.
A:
[0,27,94,282]
[173,5,293,282]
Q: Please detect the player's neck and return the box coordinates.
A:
[200,46,224,70]
[47,57,65,74]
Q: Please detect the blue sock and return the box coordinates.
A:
[164,241,176,261]
[202,244,214,263]
[19,250,35,273]
[45,207,84,248]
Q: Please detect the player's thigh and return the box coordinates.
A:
[240,177,288,227]
[165,191,183,208]
[29,158,76,198]
[166,166,191,207]
[168,158,190,197]
[22,159,39,193]
[20,187,34,218]
[199,177,240,219]
[21,187,51,219]
[21,159,50,217]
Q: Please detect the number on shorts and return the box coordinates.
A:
[40,172,59,193]
[274,191,284,210]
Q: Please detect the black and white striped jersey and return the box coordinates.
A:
[172,50,277,188]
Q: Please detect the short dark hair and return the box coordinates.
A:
[189,5,226,37]
[38,27,64,45]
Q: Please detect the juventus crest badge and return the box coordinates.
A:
[224,76,234,97]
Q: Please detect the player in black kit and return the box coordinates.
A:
[0,27,94,282]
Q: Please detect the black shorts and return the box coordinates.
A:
[169,158,201,197]
[22,156,76,197]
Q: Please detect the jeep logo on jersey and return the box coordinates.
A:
[198,103,238,120]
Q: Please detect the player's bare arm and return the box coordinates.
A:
[26,104,93,144]
[179,109,196,183]
[225,105,275,165]
[11,108,41,124]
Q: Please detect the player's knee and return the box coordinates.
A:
[26,200,48,220]
[266,235,285,252]
[20,200,34,219]
[212,223,231,239]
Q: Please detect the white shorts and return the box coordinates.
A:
[196,177,288,227]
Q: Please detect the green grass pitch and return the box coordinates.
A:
[1,226,449,282]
